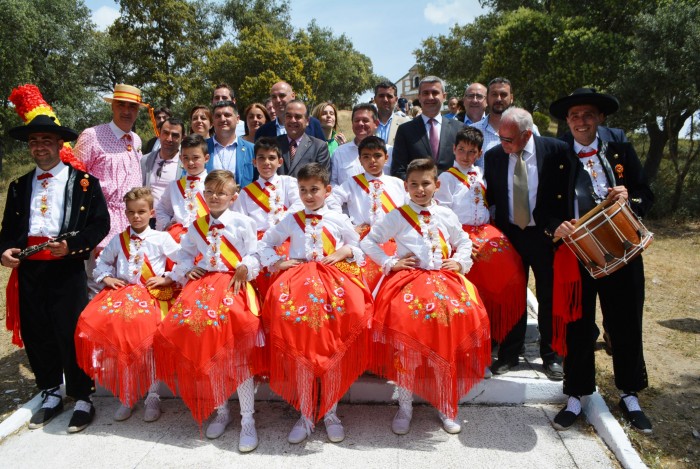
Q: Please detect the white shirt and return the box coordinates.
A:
[327,172,408,226]
[360,200,473,274]
[171,209,260,285]
[232,174,303,231]
[93,227,180,285]
[210,135,237,174]
[435,163,490,226]
[573,136,610,217]
[148,152,180,206]
[507,136,538,227]
[29,162,69,237]
[155,171,207,231]
[258,205,364,268]
[330,141,394,187]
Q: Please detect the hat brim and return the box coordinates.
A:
[103,97,149,108]
[549,94,619,120]
[9,124,78,142]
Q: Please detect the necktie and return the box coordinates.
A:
[419,210,431,217]
[37,173,53,180]
[307,213,321,226]
[210,223,225,231]
[513,151,530,229]
[187,175,200,181]
[289,140,298,163]
[578,148,597,158]
[130,234,142,241]
[429,118,439,162]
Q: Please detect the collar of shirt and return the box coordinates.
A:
[573,134,600,155]
[109,121,130,140]
[212,135,237,150]
[36,161,68,179]
[275,118,286,134]
[287,135,303,147]
[421,114,443,127]
[408,199,435,213]
[257,174,280,186]
[129,226,153,239]
[509,135,536,161]
[453,162,478,174]
[465,115,486,126]
[304,205,329,216]
[156,151,179,165]
[210,208,235,227]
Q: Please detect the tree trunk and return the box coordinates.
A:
[643,119,667,182]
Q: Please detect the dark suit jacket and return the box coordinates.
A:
[484,136,570,232]
[255,116,325,141]
[276,134,330,178]
[561,126,627,146]
[534,139,653,237]
[390,116,465,180]
[0,166,110,260]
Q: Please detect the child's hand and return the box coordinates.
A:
[355,224,370,237]
[187,267,207,280]
[146,276,173,288]
[441,259,461,272]
[471,244,479,259]
[391,254,418,271]
[274,259,302,272]
[103,276,127,289]
[320,245,352,265]
[228,265,248,295]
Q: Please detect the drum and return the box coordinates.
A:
[562,199,653,279]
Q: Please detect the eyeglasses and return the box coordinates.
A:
[464,93,486,101]
[203,190,233,198]
[155,160,166,179]
[498,130,527,144]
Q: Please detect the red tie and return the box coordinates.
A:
[122,134,133,152]
[429,118,439,162]
[130,234,142,241]
[187,176,200,181]
[420,210,431,217]
[210,223,224,231]
[578,149,597,158]
[289,140,298,163]
[467,171,477,176]
[37,173,53,180]
[307,214,322,221]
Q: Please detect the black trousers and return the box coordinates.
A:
[18,259,94,400]
[562,255,648,396]
[498,224,558,363]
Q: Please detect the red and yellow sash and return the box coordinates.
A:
[397,205,449,259]
[177,177,209,218]
[243,181,276,213]
[293,211,336,255]
[192,215,243,271]
[447,167,487,202]
[352,174,399,213]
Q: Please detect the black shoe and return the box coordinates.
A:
[552,406,580,431]
[68,401,95,433]
[491,358,518,375]
[619,395,652,434]
[543,361,564,381]
[28,387,64,429]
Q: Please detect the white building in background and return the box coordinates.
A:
[396,65,421,104]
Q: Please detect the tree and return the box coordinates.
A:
[220,0,292,39]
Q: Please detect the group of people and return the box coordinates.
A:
[0,74,653,455]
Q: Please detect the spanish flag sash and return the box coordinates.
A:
[397,205,449,259]
[177,177,209,218]
[293,211,336,255]
[447,167,487,202]
[243,181,275,213]
[352,174,399,213]
[192,215,243,271]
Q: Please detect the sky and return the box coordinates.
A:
[84,0,487,99]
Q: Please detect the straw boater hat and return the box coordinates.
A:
[9,114,79,142]
[103,84,148,108]
[549,88,620,121]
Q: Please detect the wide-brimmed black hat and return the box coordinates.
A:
[9,114,79,142]
[549,88,619,120]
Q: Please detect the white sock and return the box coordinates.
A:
[148,381,160,394]
[566,396,581,415]
[238,378,255,422]
[41,386,62,408]
[397,386,413,414]
[324,403,338,420]
[622,394,641,412]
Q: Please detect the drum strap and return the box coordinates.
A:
[596,140,617,188]
[574,164,597,215]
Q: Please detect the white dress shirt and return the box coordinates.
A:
[232,174,303,231]
[210,135,238,174]
[327,173,408,226]
[360,200,473,274]
[330,141,393,187]
[29,162,69,237]
[435,163,490,226]
[155,171,207,230]
[507,136,538,227]
[93,227,180,285]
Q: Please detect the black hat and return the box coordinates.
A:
[9,114,79,142]
[549,88,619,120]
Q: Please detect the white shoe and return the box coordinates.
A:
[391,407,412,435]
[484,367,493,379]
[287,416,312,444]
[143,392,161,422]
[324,413,345,443]
[238,418,258,453]
[114,404,132,421]
[439,412,462,434]
[206,406,231,439]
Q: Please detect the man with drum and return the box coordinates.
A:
[535,88,654,433]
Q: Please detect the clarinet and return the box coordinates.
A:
[16,231,79,260]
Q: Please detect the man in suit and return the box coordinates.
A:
[276,100,330,178]
[211,82,246,138]
[374,81,409,146]
[0,115,110,433]
[255,81,324,140]
[536,89,654,433]
[455,82,488,126]
[205,100,256,188]
[484,107,569,381]
[390,75,465,180]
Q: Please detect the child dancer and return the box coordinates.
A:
[232,137,302,296]
[153,170,262,453]
[258,163,372,444]
[155,133,210,241]
[361,158,491,435]
[435,127,526,346]
[75,187,180,422]
[327,136,407,292]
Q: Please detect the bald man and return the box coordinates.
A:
[255,81,325,140]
